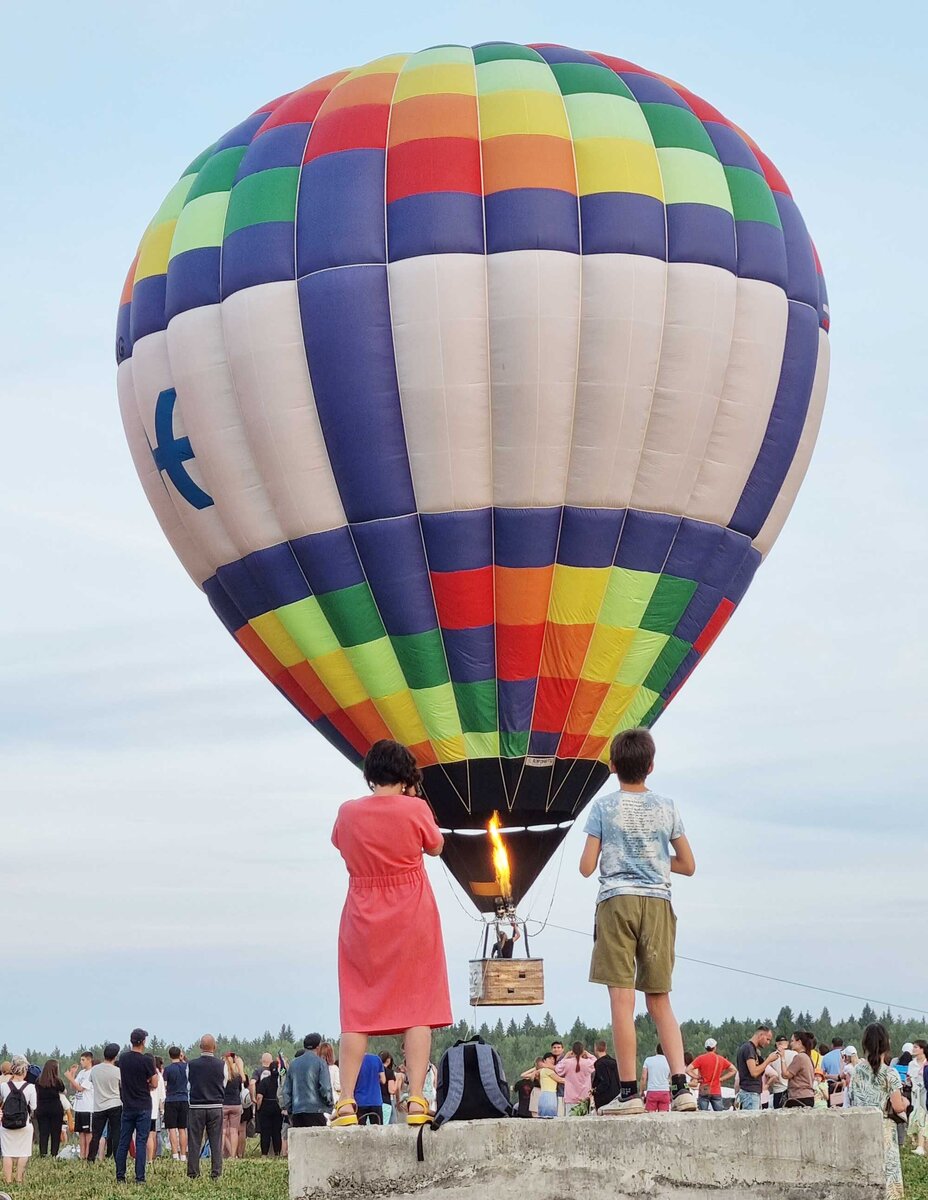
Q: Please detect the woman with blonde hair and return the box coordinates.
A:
[221,1052,247,1159]
[0,1057,38,1185]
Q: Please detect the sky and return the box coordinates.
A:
[2,0,926,1053]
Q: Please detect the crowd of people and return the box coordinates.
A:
[2,735,920,1199]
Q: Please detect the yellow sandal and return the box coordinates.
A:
[406,1096,431,1127]
[331,1098,359,1127]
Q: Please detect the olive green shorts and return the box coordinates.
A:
[589,894,676,993]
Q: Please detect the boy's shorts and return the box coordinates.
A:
[589,894,676,993]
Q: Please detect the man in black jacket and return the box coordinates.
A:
[186,1035,225,1179]
[592,1040,620,1112]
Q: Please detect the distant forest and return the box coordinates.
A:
[7,1004,926,1087]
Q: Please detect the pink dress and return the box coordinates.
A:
[332,793,453,1036]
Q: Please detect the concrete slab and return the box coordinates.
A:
[289,1109,885,1199]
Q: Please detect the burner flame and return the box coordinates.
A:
[487,812,512,899]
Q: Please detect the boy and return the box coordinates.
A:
[579,727,696,1114]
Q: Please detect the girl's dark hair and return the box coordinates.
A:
[898,1051,913,1067]
[792,1031,815,1056]
[363,740,422,790]
[36,1060,61,1090]
[684,1051,694,1066]
[380,1052,393,1067]
[154,1056,164,1070]
[571,1041,584,1071]
[609,728,655,783]
[914,1040,928,1056]
[656,1043,663,1055]
[862,1023,890,1079]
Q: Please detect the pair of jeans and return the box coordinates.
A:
[187,1107,223,1178]
[36,1112,62,1156]
[738,1090,762,1111]
[258,1100,283,1155]
[290,1112,327,1128]
[88,1105,121,1161]
[698,1094,725,1112]
[115,1108,151,1182]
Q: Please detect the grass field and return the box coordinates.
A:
[3,1150,288,1199]
[6,1143,928,1198]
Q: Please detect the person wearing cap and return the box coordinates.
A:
[88,1043,122,1162]
[840,1046,858,1108]
[280,1034,333,1128]
[688,1039,735,1112]
[765,1035,795,1109]
[114,1029,159,1184]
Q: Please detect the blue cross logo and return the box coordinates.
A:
[151,388,214,510]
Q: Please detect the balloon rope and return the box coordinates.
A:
[527,921,928,1017]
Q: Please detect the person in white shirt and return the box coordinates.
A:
[641,1044,672,1113]
[765,1035,795,1110]
[1,1057,38,1185]
[66,1053,95,1160]
[841,1046,858,1109]
[147,1058,166,1164]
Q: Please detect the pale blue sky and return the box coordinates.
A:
[2,0,926,1051]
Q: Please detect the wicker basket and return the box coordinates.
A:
[468,958,544,1006]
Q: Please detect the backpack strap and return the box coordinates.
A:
[431,1045,466,1129]
[474,1045,511,1116]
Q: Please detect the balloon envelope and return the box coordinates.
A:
[117,43,829,911]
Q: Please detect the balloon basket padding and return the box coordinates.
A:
[468,958,544,1006]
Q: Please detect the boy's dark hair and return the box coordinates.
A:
[363,740,422,790]
[168,1046,182,1060]
[755,1024,772,1033]
[609,728,655,783]
[831,1037,844,1048]
[103,1043,120,1062]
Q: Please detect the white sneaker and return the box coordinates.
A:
[172,1154,180,1162]
[180,1155,187,1163]
[598,1094,645,1116]
[914,1146,926,1156]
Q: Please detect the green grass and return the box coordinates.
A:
[3,1149,288,1199]
[905,1148,928,1199]
[6,1142,928,1198]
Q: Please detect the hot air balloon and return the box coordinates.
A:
[117,42,829,923]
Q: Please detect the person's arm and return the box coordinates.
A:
[319,1060,333,1108]
[720,1063,737,1084]
[640,1065,649,1094]
[554,1060,567,1079]
[745,1049,776,1079]
[888,1084,907,1118]
[670,834,695,876]
[579,835,601,878]
[512,925,521,943]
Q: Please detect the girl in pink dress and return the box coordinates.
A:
[330,740,452,1127]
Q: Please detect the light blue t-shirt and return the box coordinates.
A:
[583,789,684,904]
[821,1049,843,1079]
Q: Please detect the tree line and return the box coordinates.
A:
[5,1004,925,1089]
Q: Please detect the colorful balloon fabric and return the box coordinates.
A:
[117,43,829,909]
